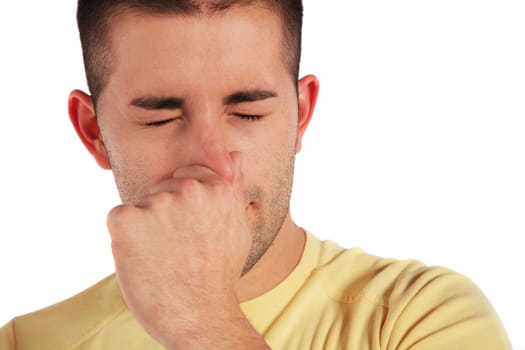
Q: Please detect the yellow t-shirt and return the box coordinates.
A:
[0,232,511,349]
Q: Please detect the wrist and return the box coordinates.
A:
[162,303,269,350]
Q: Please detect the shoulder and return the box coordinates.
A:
[315,242,456,303]
[312,240,511,349]
[1,274,126,350]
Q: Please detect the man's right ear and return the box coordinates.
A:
[68,90,111,170]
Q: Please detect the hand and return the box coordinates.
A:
[107,153,266,348]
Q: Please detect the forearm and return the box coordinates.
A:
[161,306,270,350]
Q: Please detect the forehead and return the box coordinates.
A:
[103,5,289,100]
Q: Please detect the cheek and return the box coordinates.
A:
[104,133,177,191]
[242,130,296,183]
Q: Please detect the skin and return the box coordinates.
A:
[68,4,319,349]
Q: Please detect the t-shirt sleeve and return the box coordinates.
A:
[0,319,16,350]
[312,244,512,349]
[382,265,511,350]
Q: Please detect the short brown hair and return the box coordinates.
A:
[76,0,303,105]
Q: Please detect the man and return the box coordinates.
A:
[0,0,511,349]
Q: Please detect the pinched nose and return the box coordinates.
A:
[171,151,246,208]
[176,124,235,182]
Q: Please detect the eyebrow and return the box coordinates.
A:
[130,96,185,110]
[129,89,277,110]
[223,89,278,105]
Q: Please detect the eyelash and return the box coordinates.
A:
[145,118,175,127]
[235,114,263,121]
[145,114,263,127]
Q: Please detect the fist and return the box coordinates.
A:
[106,152,252,345]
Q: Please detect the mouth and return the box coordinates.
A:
[244,187,263,211]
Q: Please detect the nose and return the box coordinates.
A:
[180,119,234,181]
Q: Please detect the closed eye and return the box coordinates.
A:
[235,114,264,121]
[145,118,176,127]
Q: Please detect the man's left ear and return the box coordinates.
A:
[296,74,320,153]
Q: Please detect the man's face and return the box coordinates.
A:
[93,5,310,272]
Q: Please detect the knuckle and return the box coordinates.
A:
[107,205,134,228]
[106,205,140,243]
[150,191,175,206]
[210,180,231,197]
[178,177,200,191]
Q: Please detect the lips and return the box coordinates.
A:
[244,187,262,211]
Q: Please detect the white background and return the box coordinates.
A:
[0,1,523,348]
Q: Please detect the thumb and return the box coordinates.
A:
[229,151,244,202]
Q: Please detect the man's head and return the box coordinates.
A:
[77,0,304,107]
[69,0,318,274]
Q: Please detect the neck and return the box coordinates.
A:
[236,213,306,302]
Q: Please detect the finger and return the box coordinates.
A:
[229,151,245,205]
[106,204,138,238]
[172,164,221,182]
[143,166,221,197]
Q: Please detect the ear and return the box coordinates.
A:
[68,89,112,169]
[296,74,320,153]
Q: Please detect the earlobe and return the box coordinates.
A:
[68,90,112,170]
[296,74,320,153]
